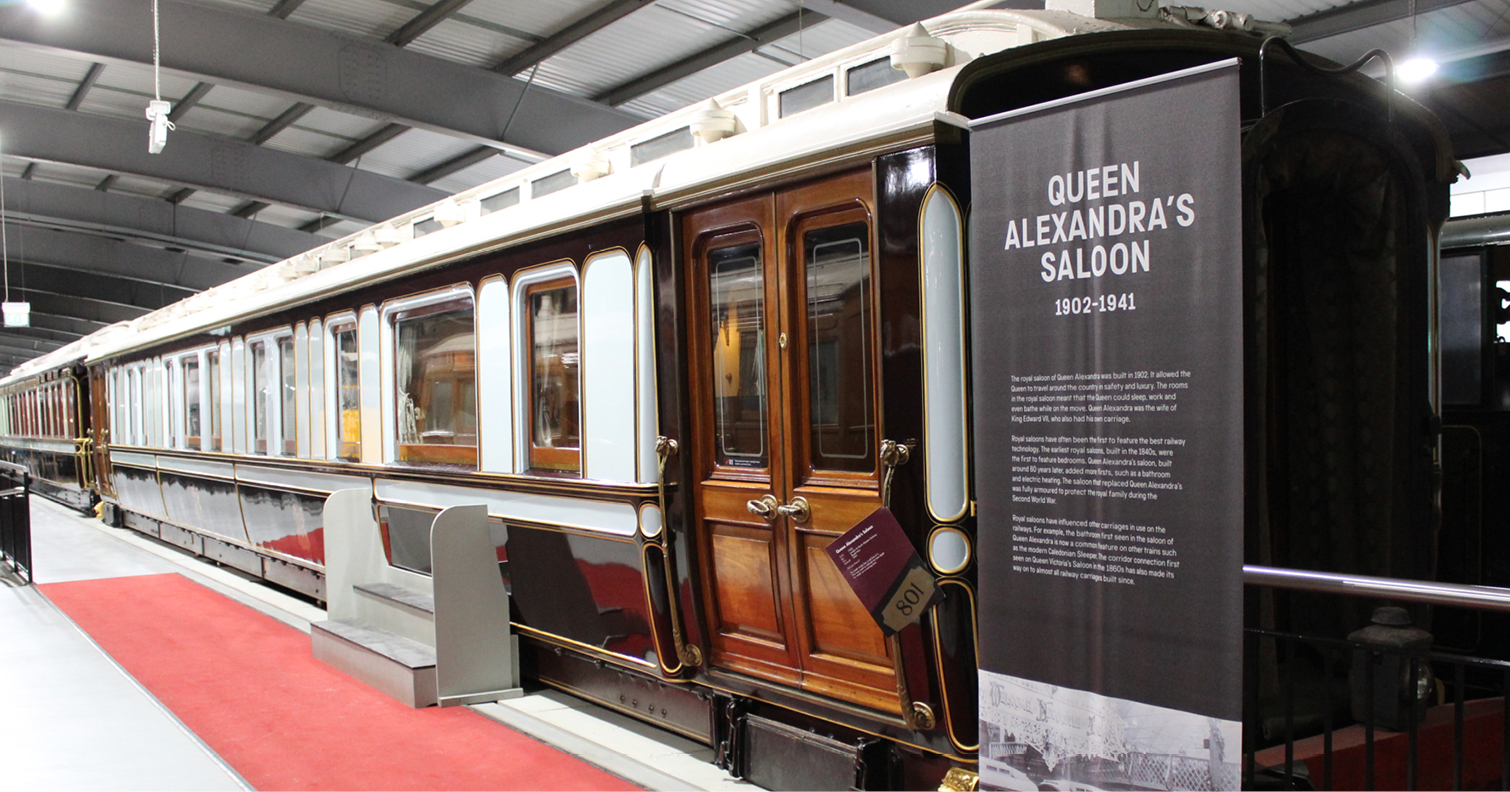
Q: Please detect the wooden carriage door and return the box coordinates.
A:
[687,169,900,714]
[90,371,114,498]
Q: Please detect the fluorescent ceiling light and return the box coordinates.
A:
[1398,56,1439,85]
[26,0,66,16]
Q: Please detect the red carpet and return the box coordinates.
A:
[40,573,640,791]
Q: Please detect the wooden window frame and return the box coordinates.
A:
[278,336,298,456]
[524,276,581,474]
[206,350,222,452]
[386,288,478,468]
[183,353,202,450]
[326,317,361,463]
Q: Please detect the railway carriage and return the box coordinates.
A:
[0,2,1460,788]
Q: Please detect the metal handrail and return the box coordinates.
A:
[1245,564,1510,613]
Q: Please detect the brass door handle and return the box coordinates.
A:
[746,494,779,520]
[775,496,810,522]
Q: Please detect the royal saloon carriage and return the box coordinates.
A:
[0,1,1460,788]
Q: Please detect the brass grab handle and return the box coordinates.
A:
[775,496,810,522]
[654,436,702,669]
[746,494,779,520]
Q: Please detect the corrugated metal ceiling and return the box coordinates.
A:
[0,0,1502,369]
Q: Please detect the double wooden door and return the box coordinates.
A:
[685,169,900,714]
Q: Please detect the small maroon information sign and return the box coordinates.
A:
[824,507,942,636]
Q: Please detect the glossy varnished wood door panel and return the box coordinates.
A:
[685,170,903,715]
[685,194,802,687]
[709,524,783,640]
[775,172,897,712]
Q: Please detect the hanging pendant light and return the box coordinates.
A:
[0,136,29,329]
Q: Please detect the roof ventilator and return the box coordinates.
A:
[351,230,382,257]
[890,24,947,79]
[433,198,467,228]
[689,99,737,145]
[289,253,318,277]
[571,148,611,183]
[373,224,403,248]
[319,245,350,267]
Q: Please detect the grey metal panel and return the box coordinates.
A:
[9,291,148,326]
[0,325,81,343]
[431,504,520,706]
[0,332,64,352]
[0,220,249,292]
[0,0,642,157]
[13,312,108,338]
[1288,0,1479,43]
[595,10,830,106]
[493,0,656,76]
[1,177,321,264]
[0,101,445,223]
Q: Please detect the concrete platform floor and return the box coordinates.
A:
[1,496,752,791]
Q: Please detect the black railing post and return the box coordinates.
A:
[1285,637,1296,786]
[0,461,31,584]
[1456,664,1466,791]
[1323,650,1334,790]
[1408,657,1419,790]
[1501,668,1509,792]
[1366,651,1377,791]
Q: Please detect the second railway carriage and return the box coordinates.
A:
[0,1,1460,788]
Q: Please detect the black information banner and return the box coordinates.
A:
[969,61,1243,791]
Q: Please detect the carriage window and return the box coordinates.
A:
[533,169,575,199]
[252,342,270,454]
[805,221,875,472]
[331,323,361,462]
[481,188,520,215]
[526,279,580,473]
[63,379,75,438]
[184,357,201,449]
[130,368,142,445]
[279,337,297,455]
[394,298,477,466]
[709,242,768,469]
[779,75,834,118]
[207,351,221,451]
[846,57,905,96]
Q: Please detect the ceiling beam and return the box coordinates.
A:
[0,324,83,344]
[387,0,475,48]
[0,0,641,158]
[1287,0,1480,44]
[0,177,320,264]
[0,100,446,223]
[268,0,307,19]
[409,146,500,185]
[167,81,215,123]
[250,102,316,146]
[11,288,151,325]
[0,221,247,292]
[493,0,654,76]
[65,62,106,111]
[0,339,64,359]
[0,333,64,353]
[330,123,414,166]
[9,262,195,311]
[22,312,110,338]
[595,10,830,106]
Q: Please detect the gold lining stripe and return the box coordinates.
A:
[932,578,980,754]
[513,624,659,670]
